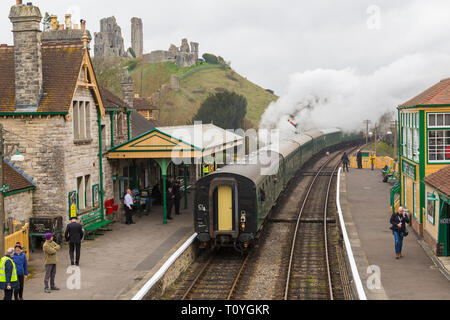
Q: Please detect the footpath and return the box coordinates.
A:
[340,169,450,300]
[23,194,195,300]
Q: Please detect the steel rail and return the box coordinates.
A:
[181,254,215,300]
[283,153,338,300]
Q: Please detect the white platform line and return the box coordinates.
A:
[336,168,367,300]
[132,233,198,301]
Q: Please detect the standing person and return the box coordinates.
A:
[124,189,136,225]
[151,184,162,206]
[43,233,61,293]
[166,186,175,220]
[357,150,363,169]
[390,207,410,259]
[12,243,28,300]
[370,153,376,171]
[65,218,84,266]
[0,248,19,300]
[173,180,181,216]
[341,152,350,173]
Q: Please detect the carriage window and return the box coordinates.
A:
[260,189,266,202]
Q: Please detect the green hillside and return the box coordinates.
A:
[93,58,278,128]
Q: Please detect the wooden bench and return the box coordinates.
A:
[80,211,113,240]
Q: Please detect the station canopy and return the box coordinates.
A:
[108,124,244,160]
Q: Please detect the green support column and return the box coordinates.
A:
[155,159,171,225]
[184,165,188,210]
[110,111,115,148]
[127,111,131,141]
[97,109,105,218]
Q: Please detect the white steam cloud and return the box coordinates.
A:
[260,52,450,138]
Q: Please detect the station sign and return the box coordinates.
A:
[402,160,417,180]
[440,218,450,225]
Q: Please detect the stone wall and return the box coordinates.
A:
[5,190,33,225]
[142,39,199,68]
[94,16,126,58]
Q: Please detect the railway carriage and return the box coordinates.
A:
[194,128,362,252]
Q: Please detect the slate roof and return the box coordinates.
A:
[0,44,85,113]
[3,160,35,194]
[424,165,450,197]
[399,78,450,108]
[99,86,127,109]
[133,97,159,111]
[131,111,161,138]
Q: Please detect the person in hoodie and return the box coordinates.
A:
[0,248,19,300]
[12,242,28,300]
[43,233,61,293]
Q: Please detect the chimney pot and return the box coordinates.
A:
[50,15,58,30]
[73,24,79,30]
[80,19,86,30]
[59,24,64,30]
[65,14,72,29]
[16,0,22,5]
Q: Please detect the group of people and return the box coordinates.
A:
[341,150,377,172]
[1,217,85,300]
[124,179,183,224]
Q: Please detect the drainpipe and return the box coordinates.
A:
[127,110,131,141]
[110,111,115,148]
[97,109,105,218]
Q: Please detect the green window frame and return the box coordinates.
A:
[427,192,436,225]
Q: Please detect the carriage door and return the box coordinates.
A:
[218,186,233,231]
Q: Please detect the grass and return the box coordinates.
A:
[365,142,395,158]
[95,58,278,127]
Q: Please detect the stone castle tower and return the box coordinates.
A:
[94,16,126,58]
[131,17,143,58]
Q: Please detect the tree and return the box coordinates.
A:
[193,91,247,130]
[202,53,219,64]
[43,12,51,31]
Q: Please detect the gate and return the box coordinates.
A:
[4,223,30,260]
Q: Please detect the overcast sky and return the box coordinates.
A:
[1,1,450,130]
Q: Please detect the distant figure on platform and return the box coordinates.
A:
[173,180,181,215]
[166,186,176,220]
[12,243,28,300]
[152,184,162,206]
[124,189,136,225]
[0,248,19,300]
[390,207,410,259]
[43,233,61,293]
[370,153,376,171]
[341,152,350,173]
[357,150,363,169]
[65,217,84,266]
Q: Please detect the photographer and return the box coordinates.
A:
[390,207,410,259]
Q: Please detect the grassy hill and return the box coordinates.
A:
[93,58,278,128]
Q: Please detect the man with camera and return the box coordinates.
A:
[390,207,410,259]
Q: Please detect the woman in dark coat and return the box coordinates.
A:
[390,207,410,259]
[12,243,28,300]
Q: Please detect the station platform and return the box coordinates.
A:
[340,169,450,300]
[22,193,195,300]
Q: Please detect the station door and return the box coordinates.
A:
[217,186,233,231]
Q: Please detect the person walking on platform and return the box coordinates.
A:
[173,180,181,215]
[166,186,176,220]
[65,218,84,266]
[341,152,350,173]
[124,189,136,225]
[0,248,19,300]
[43,234,61,293]
[12,243,28,300]
[390,207,410,259]
[357,150,363,169]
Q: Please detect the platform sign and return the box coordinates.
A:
[440,218,450,225]
[402,160,417,180]
[69,191,77,219]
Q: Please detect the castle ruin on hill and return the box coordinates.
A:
[94,16,199,67]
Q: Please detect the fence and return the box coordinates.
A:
[4,223,29,260]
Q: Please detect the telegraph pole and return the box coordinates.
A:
[391,120,399,161]
[363,120,371,145]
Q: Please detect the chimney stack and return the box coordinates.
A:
[65,14,72,30]
[121,77,134,108]
[9,1,43,111]
[50,15,58,30]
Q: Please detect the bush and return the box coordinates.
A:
[202,53,219,64]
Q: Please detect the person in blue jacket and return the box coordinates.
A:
[12,242,28,300]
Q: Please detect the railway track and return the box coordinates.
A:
[177,251,250,300]
[161,147,358,301]
[284,149,355,300]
